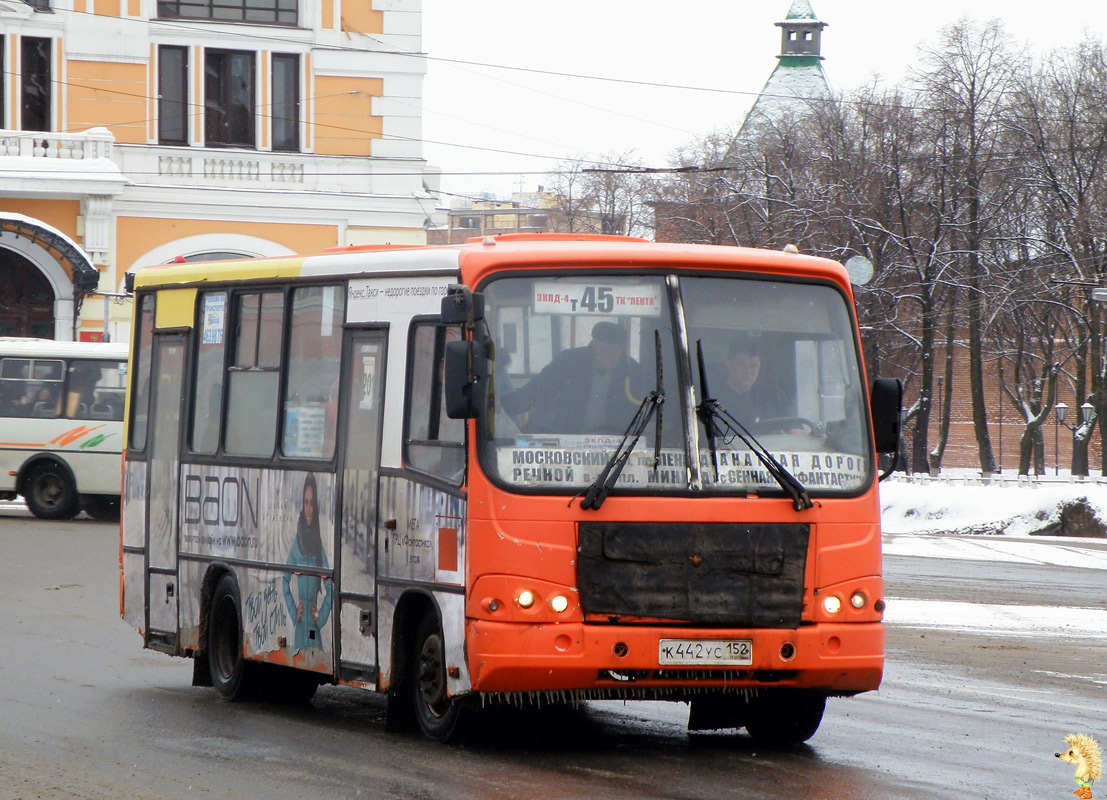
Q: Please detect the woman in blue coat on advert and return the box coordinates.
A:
[283,473,333,654]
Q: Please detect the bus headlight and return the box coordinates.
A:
[516,590,535,609]
[850,591,867,609]
[822,595,842,615]
[548,594,569,614]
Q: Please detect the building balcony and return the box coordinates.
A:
[0,127,429,201]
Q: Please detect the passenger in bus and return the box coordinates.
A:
[66,363,101,418]
[713,332,797,432]
[502,320,640,434]
[30,385,61,417]
[282,473,333,655]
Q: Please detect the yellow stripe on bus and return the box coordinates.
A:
[132,257,306,289]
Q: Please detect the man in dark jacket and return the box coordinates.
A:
[503,321,640,434]
[713,331,796,431]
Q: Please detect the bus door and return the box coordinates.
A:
[337,329,387,684]
[146,334,186,647]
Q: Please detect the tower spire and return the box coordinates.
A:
[777,0,827,61]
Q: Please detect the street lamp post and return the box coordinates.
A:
[1053,400,1062,475]
[1056,403,1067,476]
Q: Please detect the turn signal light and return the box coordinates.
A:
[549,594,569,613]
[850,591,867,609]
[516,590,535,608]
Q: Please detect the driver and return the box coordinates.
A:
[502,321,640,434]
[714,332,795,430]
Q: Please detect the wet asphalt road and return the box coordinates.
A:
[1,507,1104,799]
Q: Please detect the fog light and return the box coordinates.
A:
[517,590,535,608]
[549,594,569,613]
[823,595,842,614]
[850,591,867,609]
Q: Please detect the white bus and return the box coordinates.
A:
[0,337,128,520]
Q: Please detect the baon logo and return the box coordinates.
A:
[1056,733,1102,799]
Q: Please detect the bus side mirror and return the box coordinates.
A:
[441,285,485,325]
[444,339,487,419]
[870,377,903,454]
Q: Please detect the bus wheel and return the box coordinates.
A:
[81,495,120,522]
[412,615,467,742]
[24,464,79,520]
[743,690,826,746]
[207,574,254,701]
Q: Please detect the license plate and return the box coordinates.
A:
[658,639,753,666]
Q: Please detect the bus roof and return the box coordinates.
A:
[0,338,129,359]
[129,235,851,292]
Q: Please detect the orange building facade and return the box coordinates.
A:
[0,0,439,341]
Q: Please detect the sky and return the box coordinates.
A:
[419,1,1107,204]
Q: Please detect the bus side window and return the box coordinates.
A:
[404,321,464,484]
[191,291,228,454]
[129,294,156,451]
[282,285,342,460]
[225,291,284,458]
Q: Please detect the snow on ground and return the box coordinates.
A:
[880,474,1107,638]
[885,599,1107,639]
[879,474,1107,536]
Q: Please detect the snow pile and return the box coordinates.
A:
[879,476,1107,536]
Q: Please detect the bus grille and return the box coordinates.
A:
[577,522,809,628]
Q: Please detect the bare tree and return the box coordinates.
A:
[1006,37,1107,474]
[912,18,1024,474]
[548,151,654,239]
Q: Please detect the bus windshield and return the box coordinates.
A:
[479,271,871,497]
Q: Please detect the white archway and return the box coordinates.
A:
[0,230,77,341]
[127,233,297,273]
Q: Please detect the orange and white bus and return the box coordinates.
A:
[0,337,128,520]
[120,234,901,744]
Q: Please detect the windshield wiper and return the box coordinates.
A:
[580,332,665,511]
[694,340,812,512]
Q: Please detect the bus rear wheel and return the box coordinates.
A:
[412,615,468,742]
[742,690,826,746]
[24,463,79,520]
[207,574,254,701]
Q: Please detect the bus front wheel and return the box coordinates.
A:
[207,574,254,701]
[411,614,468,742]
[743,690,826,746]
[24,463,79,520]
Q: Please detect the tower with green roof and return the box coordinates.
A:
[730,1,833,149]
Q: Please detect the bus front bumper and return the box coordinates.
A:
[465,620,883,695]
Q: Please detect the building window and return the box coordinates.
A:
[158,46,189,145]
[271,53,299,152]
[205,50,255,148]
[21,37,51,132]
[157,0,296,25]
[23,0,51,10]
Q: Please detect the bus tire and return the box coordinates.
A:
[207,574,255,702]
[81,495,121,522]
[411,614,467,742]
[24,463,79,520]
[742,690,826,746]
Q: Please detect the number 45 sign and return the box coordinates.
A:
[533,281,662,317]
